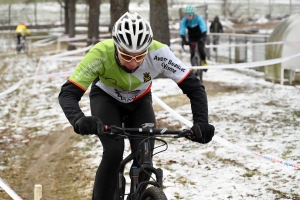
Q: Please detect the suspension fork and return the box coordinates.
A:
[129,139,163,199]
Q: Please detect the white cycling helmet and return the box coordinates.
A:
[112,12,153,53]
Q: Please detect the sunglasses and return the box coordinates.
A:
[186,14,193,17]
[117,48,148,62]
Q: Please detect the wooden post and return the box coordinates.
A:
[34,184,42,200]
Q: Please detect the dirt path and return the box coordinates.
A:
[23,129,74,199]
[0,128,93,200]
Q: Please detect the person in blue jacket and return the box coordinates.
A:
[180,5,207,67]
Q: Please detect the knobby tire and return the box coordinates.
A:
[139,186,167,200]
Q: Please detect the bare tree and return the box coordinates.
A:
[149,0,170,46]
[86,0,101,46]
[109,0,129,32]
[222,0,240,18]
[57,0,69,34]
[67,0,76,50]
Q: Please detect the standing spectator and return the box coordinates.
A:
[15,22,30,52]
[209,16,223,52]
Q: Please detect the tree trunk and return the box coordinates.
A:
[109,0,129,32]
[64,0,69,34]
[57,0,69,34]
[149,0,170,46]
[67,0,76,50]
[87,0,101,46]
[34,0,37,25]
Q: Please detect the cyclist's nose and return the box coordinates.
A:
[125,59,139,70]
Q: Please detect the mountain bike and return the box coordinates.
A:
[182,42,203,83]
[100,123,191,200]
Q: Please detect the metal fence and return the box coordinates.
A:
[206,33,269,66]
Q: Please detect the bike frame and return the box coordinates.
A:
[116,138,163,200]
[103,124,190,200]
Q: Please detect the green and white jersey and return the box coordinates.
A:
[69,39,190,103]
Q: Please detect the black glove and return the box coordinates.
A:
[188,123,215,144]
[74,116,103,135]
[181,35,189,45]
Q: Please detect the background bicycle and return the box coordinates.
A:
[189,41,203,83]
[16,37,27,54]
[182,42,204,83]
[101,123,191,200]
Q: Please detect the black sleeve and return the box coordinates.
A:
[178,72,208,124]
[58,80,85,127]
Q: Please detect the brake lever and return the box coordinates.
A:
[174,129,191,138]
[106,126,127,141]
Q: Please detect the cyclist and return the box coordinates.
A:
[15,22,30,52]
[210,16,224,51]
[180,5,208,67]
[58,12,215,200]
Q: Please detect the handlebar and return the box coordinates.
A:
[102,123,191,139]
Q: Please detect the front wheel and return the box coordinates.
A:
[139,186,167,200]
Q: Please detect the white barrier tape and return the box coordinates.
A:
[43,56,84,61]
[190,52,300,69]
[57,34,87,42]
[171,37,300,47]
[171,41,300,51]
[32,40,56,47]
[68,42,87,47]
[0,177,23,200]
[152,94,193,127]
[0,80,22,99]
[27,71,73,80]
[2,51,300,98]
[152,93,300,169]
[40,45,92,60]
[205,40,300,48]
[0,71,73,98]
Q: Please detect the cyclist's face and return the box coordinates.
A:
[185,13,193,20]
[117,48,147,71]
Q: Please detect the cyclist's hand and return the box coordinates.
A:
[181,41,189,46]
[181,35,189,46]
[188,123,215,144]
[74,116,103,135]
